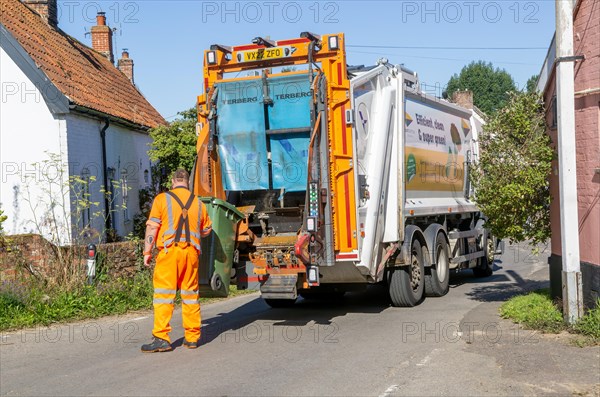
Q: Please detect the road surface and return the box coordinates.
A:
[1,243,598,396]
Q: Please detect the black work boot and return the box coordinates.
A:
[182,338,199,349]
[141,337,172,353]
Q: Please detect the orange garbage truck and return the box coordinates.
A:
[192,33,501,307]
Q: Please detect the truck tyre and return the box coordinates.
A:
[473,231,494,278]
[264,298,297,308]
[425,234,450,297]
[388,239,425,307]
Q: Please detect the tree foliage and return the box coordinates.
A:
[0,208,6,234]
[148,108,197,188]
[0,207,7,249]
[471,91,553,245]
[526,74,539,94]
[446,61,516,114]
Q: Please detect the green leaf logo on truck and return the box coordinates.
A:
[407,153,417,183]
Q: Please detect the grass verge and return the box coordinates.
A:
[0,274,256,332]
[500,289,600,345]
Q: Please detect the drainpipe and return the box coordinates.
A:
[100,119,112,234]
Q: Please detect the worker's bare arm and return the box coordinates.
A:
[143,224,159,267]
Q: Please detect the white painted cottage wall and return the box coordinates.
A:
[2,38,155,244]
[63,113,105,241]
[104,122,153,237]
[65,113,152,239]
[0,46,71,242]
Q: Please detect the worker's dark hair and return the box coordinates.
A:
[172,168,189,182]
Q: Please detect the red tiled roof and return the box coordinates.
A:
[0,0,166,129]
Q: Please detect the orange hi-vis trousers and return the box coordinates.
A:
[152,245,201,344]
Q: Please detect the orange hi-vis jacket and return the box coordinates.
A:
[147,187,212,252]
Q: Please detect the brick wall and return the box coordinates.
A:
[0,234,145,281]
[546,0,600,266]
[572,0,600,267]
[544,0,600,307]
[97,240,145,277]
[0,234,54,280]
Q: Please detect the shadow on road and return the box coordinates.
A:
[196,284,391,345]
[450,261,550,303]
[192,258,549,346]
[464,279,549,302]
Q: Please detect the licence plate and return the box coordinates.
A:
[239,46,291,62]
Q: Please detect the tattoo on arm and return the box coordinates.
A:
[144,225,158,253]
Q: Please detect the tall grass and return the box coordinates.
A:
[0,271,153,331]
[573,301,600,340]
[0,273,255,331]
[500,289,565,333]
[500,289,600,344]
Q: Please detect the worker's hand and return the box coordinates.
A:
[144,254,152,268]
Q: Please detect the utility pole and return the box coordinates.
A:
[555,0,583,323]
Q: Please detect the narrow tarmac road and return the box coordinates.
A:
[1,243,598,396]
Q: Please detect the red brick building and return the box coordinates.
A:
[537,0,599,309]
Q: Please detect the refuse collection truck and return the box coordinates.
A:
[192,32,500,307]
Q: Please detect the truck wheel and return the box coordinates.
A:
[264,298,297,308]
[473,232,494,278]
[425,234,450,297]
[388,240,425,307]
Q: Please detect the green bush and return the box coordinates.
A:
[0,208,7,233]
[0,207,8,251]
[471,92,553,247]
[148,108,197,190]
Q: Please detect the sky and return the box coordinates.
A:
[56,0,557,121]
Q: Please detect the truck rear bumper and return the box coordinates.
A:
[260,274,298,300]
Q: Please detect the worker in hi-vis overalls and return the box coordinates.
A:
[141,168,212,353]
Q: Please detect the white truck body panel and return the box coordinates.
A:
[348,64,482,277]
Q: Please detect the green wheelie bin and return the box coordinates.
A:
[199,197,245,297]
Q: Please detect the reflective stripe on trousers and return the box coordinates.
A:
[181,289,199,305]
[153,288,176,305]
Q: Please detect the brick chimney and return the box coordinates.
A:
[22,0,58,26]
[91,12,114,64]
[452,90,474,109]
[118,49,135,85]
